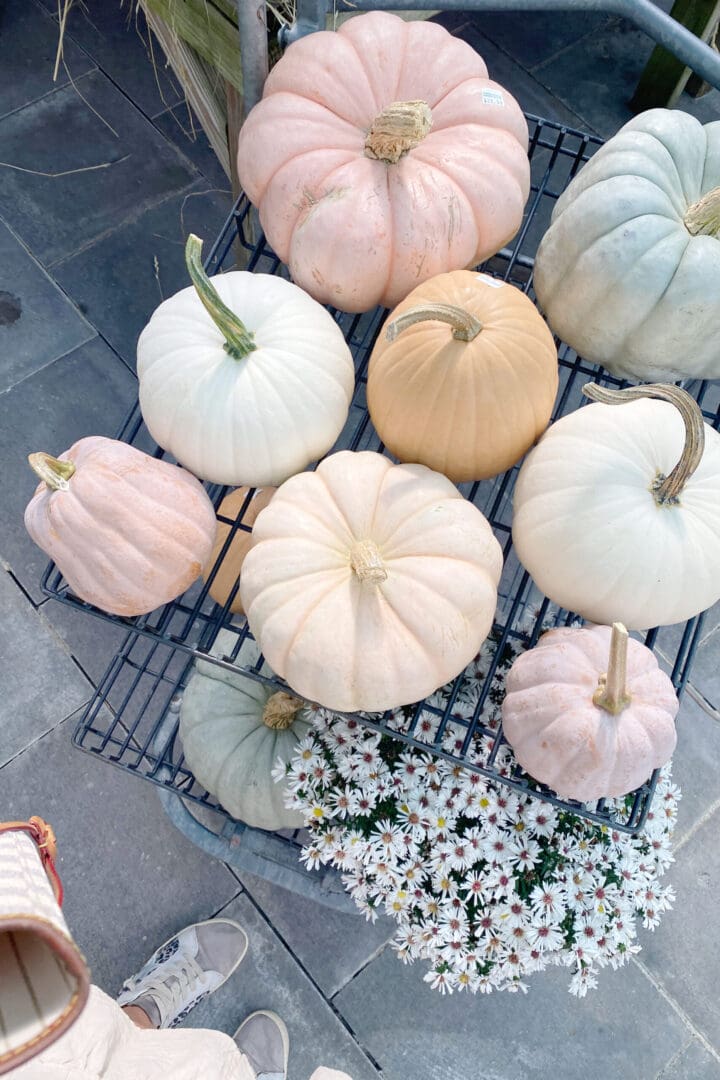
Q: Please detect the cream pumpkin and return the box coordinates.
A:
[237,11,530,313]
[512,383,720,629]
[137,235,354,487]
[240,450,503,712]
[203,487,275,614]
[534,108,720,381]
[502,623,678,801]
[24,437,216,617]
[367,271,558,482]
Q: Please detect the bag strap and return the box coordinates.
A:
[0,818,63,905]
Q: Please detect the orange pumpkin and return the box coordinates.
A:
[24,437,217,617]
[367,271,558,482]
[203,487,275,613]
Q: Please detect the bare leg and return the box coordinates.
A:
[122,1005,156,1030]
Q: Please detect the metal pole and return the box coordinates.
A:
[285,0,720,92]
[237,0,269,115]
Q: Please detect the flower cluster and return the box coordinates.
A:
[276,637,679,997]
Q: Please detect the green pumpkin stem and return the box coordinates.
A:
[684,185,720,238]
[593,622,632,715]
[582,382,705,506]
[386,303,483,344]
[262,691,302,730]
[28,452,76,491]
[185,234,256,360]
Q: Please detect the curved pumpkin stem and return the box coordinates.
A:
[582,382,705,506]
[262,691,302,730]
[684,185,720,237]
[28,452,76,491]
[386,303,483,344]
[185,235,257,361]
[593,622,632,716]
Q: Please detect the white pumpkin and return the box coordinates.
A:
[534,108,720,381]
[512,383,720,630]
[137,235,354,487]
[179,632,315,830]
[240,450,503,713]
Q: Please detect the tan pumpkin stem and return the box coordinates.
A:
[364,100,432,164]
[262,691,302,729]
[350,539,388,585]
[185,234,257,361]
[582,382,705,505]
[28,452,76,491]
[593,622,632,715]
[386,303,483,344]
[684,185,720,237]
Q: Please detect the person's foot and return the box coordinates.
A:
[234,1010,289,1080]
[117,919,248,1029]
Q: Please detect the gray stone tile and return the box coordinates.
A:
[0,69,195,265]
[0,0,94,120]
[0,715,241,993]
[0,336,136,602]
[335,946,690,1080]
[238,869,392,998]
[38,596,127,684]
[656,603,720,713]
[679,89,720,124]
[640,808,720,1050]
[472,9,613,72]
[185,893,380,1080]
[0,569,90,766]
[660,1039,720,1079]
[153,103,231,192]
[0,218,94,391]
[52,182,233,367]
[669,694,720,847]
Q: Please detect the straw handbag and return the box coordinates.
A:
[0,818,90,1073]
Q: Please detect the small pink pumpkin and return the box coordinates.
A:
[502,623,678,801]
[237,11,530,313]
[25,437,217,617]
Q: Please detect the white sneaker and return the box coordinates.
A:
[234,1010,290,1080]
[117,918,248,1028]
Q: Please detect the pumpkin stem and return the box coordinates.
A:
[28,452,76,491]
[262,691,302,730]
[386,303,483,344]
[582,382,705,505]
[185,234,257,361]
[350,539,388,585]
[684,185,720,237]
[365,100,432,165]
[593,622,632,715]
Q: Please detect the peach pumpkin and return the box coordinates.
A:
[367,271,558,482]
[502,623,678,802]
[237,11,530,313]
[24,437,217,617]
[203,487,275,613]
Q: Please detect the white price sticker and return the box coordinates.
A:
[481,89,505,107]
[476,273,505,289]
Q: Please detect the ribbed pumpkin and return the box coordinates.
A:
[240,450,503,713]
[502,623,678,801]
[237,11,530,313]
[367,271,558,482]
[24,437,216,617]
[180,633,314,829]
[512,383,720,629]
[203,487,275,614]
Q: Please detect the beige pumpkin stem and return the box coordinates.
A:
[28,452,76,491]
[593,622,632,715]
[185,234,257,361]
[582,382,705,505]
[365,100,432,164]
[386,303,483,344]
[262,691,302,730]
[350,539,388,585]
[684,185,720,237]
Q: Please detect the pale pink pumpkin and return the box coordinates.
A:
[502,623,678,801]
[237,11,530,313]
[24,437,217,617]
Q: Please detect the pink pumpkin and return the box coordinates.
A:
[25,437,217,617]
[237,11,530,313]
[502,623,678,801]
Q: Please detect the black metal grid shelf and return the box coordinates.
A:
[50,114,719,836]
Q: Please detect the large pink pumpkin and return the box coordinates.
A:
[237,11,530,313]
[25,437,217,617]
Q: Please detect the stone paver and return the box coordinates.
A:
[667,694,720,846]
[659,1038,720,1079]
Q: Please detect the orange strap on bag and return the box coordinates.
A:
[0,816,90,1074]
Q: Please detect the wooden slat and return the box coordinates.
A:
[631,0,720,110]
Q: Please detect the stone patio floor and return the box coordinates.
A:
[1,3,720,1078]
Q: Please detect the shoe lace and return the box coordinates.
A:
[134,953,207,1023]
